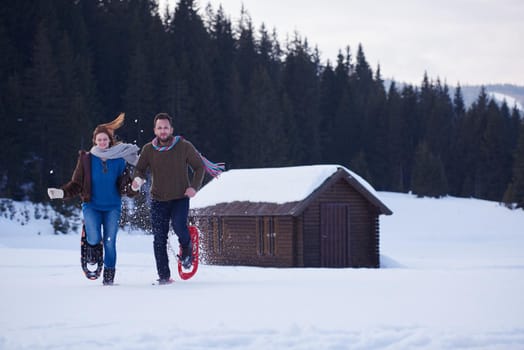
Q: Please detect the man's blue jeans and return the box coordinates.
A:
[151,198,190,279]
[83,206,121,269]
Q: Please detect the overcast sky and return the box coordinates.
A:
[160,0,523,86]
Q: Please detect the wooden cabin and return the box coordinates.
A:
[190,165,393,268]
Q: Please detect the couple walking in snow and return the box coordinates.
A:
[48,112,221,285]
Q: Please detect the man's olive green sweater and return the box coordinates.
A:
[133,139,205,201]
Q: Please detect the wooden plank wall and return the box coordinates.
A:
[301,178,380,267]
[196,215,295,267]
[293,217,304,267]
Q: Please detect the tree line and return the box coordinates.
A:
[1,0,523,209]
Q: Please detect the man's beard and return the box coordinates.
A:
[158,135,173,144]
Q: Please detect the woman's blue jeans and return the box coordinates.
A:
[82,206,121,269]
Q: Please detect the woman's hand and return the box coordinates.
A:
[47,188,64,199]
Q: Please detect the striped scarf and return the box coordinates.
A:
[151,136,225,178]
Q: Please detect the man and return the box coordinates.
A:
[132,113,205,284]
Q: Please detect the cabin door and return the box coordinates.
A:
[320,203,350,267]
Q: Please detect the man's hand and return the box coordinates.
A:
[184,187,196,198]
[131,177,145,191]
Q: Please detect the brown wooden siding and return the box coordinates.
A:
[301,178,379,267]
[293,217,303,267]
[197,216,295,267]
[302,208,320,267]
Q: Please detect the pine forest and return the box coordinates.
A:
[1,0,523,211]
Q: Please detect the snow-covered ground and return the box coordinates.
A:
[1,192,524,350]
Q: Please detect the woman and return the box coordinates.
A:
[47,113,139,285]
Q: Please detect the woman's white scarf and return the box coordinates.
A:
[90,143,140,166]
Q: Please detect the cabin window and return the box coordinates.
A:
[258,217,277,256]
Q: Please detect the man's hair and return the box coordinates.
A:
[153,112,173,127]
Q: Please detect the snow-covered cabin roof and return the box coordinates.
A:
[190,165,392,216]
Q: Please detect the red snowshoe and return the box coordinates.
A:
[177,225,199,280]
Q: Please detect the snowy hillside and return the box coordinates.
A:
[1,192,524,350]
[386,80,524,111]
[461,84,524,111]
[489,91,523,111]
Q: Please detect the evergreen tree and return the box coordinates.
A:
[282,35,321,164]
[329,48,356,165]
[460,87,489,198]
[418,76,454,167]
[207,5,240,164]
[0,75,25,199]
[23,20,67,201]
[235,7,257,91]
[0,22,14,85]
[54,32,91,181]
[349,151,372,183]
[318,61,338,162]
[508,105,521,151]
[168,0,218,152]
[236,66,287,167]
[504,119,524,209]
[86,0,132,119]
[123,44,155,146]
[399,84,420,191]
[0,1,35,198]
[351,44,376,173]
[411,142,448,197]
[333,88,354,165]
[365,65,388,189]
[257,26,283,86]
[480,100,513,201]
[0,21,19,197]
[354,44,373,83]
[318,48,353,164]
[385,81,405,192]
[0,0,39,72]
[122,0,164,144]
[453,87,513,201]
[448,84,467,196]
